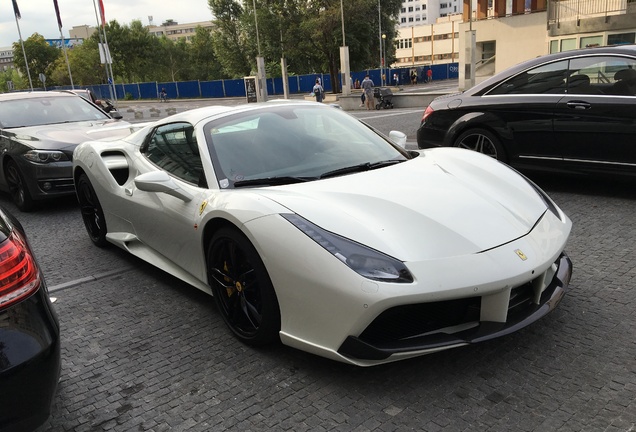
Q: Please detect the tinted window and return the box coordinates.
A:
[144,122,206,186]
[569,56,636,96]
[488,60,568,95]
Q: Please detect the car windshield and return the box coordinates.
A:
[0,95,111,128]
[204,104,410,188]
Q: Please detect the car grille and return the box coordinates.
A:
[358,262,560,347]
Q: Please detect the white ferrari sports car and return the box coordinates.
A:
[73,101,572,366]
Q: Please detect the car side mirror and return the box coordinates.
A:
[110,111,123,119]
[134,171,193,202]
[389,130,407,149]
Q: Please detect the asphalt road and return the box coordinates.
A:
[4,87,635,431]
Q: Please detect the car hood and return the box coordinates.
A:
[5,120,133,151]
[257,148,549,261]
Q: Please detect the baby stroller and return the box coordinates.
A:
[373,87,394,110]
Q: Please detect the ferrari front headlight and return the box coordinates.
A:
[24,150,70,163]
[282,214,414,283]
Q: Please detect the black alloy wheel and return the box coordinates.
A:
[5,160,34,212]
[453,128,507,163]
[207,227,280,346]
[77,174,108,247]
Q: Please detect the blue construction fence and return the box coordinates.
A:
[72,63,458,101]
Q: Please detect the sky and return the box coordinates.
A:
[0,0,214,48]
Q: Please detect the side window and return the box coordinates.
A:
[488,60,568,95]
[143,122,206,187]
[569,56,636,96]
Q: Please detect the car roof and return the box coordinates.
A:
[467,44,636,95]
[151,100,327,126]
[0,91,78,101]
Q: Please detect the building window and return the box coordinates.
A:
[401,17,406,23]
[608,33,635,45]
[408,17,413,22]
[480,41,496,62]
[580,35,602,48]
[408,6,413,11]
[549,40,559,53]
[561,38,576,51]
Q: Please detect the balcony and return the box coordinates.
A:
[548,0,636,36]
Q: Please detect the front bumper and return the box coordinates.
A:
[338,253,572,360]
[17,159,75,200]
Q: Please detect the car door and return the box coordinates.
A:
[124,121,211,282]
[484,59,568,163]
[554,55,636,171]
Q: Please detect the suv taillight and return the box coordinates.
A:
[0,230,41,309]
[421,106,434,123]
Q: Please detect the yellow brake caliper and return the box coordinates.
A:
[223,261,242,297]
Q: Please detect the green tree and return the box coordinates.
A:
[156,36,190,81]
[189,26,223,80]
[208,0,401,91]
[0,69,27,92]
[12,33,61,86]
[99,20,161,82]
[208,0,252,78]
[49,39,104,86]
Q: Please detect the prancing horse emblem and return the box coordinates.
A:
[515,249,527,261]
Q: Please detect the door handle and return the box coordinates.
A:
[566,101,591,110]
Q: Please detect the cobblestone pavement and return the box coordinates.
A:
[17,171,635,431]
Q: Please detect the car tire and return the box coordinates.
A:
[77,174,108,247]
[5,160,34,212]
[207,227,281,346]
[453,128,507,163]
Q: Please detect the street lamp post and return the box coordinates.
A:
[340,0,351,95]
[378,0,382,85]
[252,0,267,101]
[382,33,386,87]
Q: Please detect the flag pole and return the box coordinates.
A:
[92,0,117,105]
[13,0,33,90]
[54,0,74,89]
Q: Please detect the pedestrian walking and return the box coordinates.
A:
[393,73,399,86]
[313,79,324,103]
[426,67,433,83]
[361,74,375,110]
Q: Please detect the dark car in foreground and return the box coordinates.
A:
[0,207,60,431]
[417,45,636,177]
[0,91,133,211]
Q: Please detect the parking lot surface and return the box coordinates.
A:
[8,167,634,431]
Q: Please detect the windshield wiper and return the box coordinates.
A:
[233,176,316,188]
[319,159,404,179]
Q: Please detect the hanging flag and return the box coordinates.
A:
[98,0,106,26]
[53,0,63,29]
[12,0,21,19]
